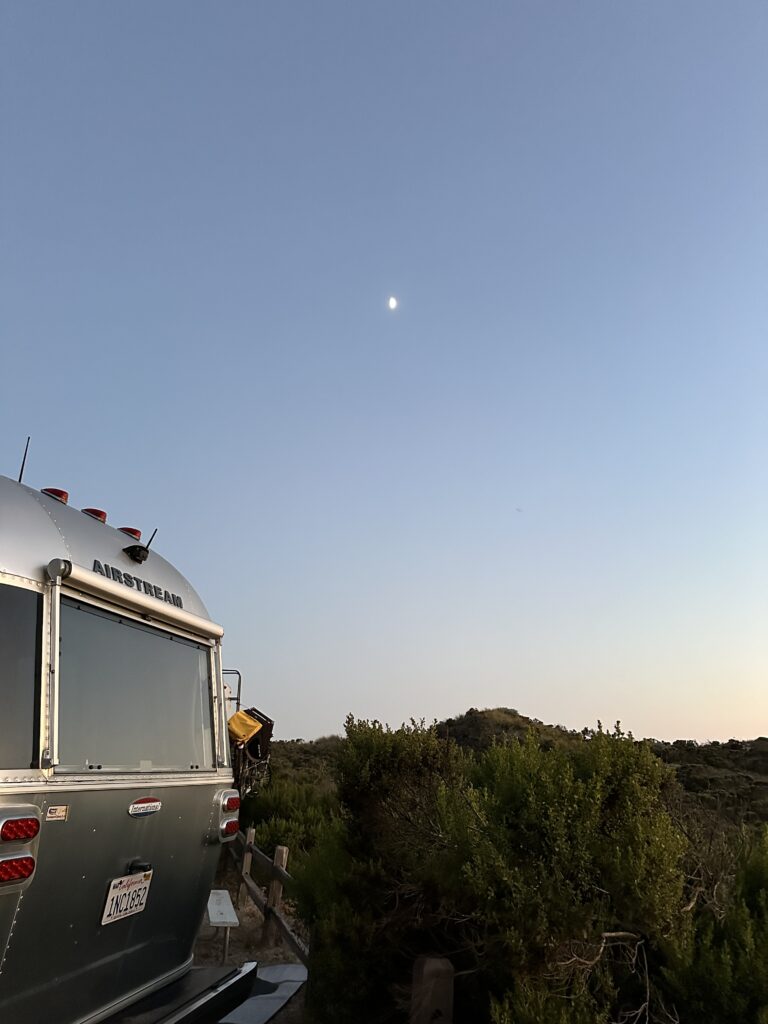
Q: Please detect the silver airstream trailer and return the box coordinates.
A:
[0,474,252,1023]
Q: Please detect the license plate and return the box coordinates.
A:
[101,870,153,926]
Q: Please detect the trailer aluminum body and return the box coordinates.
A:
[0,474,240,1024]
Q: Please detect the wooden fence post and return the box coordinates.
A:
[238,826,255,909]
[410,956,454,1024]
[262,845,289,947]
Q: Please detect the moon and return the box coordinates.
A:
[388,296,398,311]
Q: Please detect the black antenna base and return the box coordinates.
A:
[123,544,150,564]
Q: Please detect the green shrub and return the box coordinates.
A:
[242,776,339,868]
[298,718,690,1024]
[662,827,768,1022]
[246,715,768,1023]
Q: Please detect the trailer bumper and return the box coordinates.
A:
[104,962,267,1024]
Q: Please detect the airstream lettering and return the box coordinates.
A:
[0,475,250,1024]
[92,559,184,607]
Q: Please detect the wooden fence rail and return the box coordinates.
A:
[227,828,452,1021]
[228,827,310,967]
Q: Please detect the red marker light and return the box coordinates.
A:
[0,818,40,842]
[223,795,240,813]
[0,856,35,883]
[221,819,239,837]
[119,528,142,541]
[82,508,107,524]
[41,488,69,504]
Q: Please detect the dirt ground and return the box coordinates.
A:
[193,853,306,1023]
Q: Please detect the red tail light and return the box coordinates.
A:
[41,487,69,504]
[119,527,142,541]
[216,789,240,842]
[0,817,40,842]
[0,856,35,883]
[82,508,107,523]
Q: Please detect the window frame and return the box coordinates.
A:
[0,573,46,784]
[0,572,229,786]
[49,583,227,780]
[55,595,218,775]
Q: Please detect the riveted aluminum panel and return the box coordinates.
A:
[0,783,224,1024]
[0,476,235,1023]
[0,475,210,621]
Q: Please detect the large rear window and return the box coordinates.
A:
[0,584,41,770]
[57,598,215,773]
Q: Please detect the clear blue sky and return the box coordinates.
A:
[2,2,767,741]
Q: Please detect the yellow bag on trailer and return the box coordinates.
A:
[228,709,263,746]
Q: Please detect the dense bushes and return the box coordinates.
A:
[242,776,338,865]
[240,736,340,865]
[295,720,683,1022]
[662,827,768,1023]
[250,718,768,1022]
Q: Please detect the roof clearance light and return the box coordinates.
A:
[0,818,40,842]
[223,795,241,813]
[0,856,35,883]
[41,488,69,504]
[221,819,240,837]
[82,508,108,524]
[119,528,142,541]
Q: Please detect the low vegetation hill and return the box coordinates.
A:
[268,734,342,785]
[438,707,768,824]
[271,708,768,824]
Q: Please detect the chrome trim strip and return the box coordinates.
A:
[0,774,48,786]
[48,571,62,766]
[48,560,224,640]
[0,572,43,591]
[214,643,229,768]
[57,586,215,647]
[39,581,52,773]
[209,646,221,769]
[0,774,233,796]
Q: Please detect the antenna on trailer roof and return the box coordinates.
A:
[123,527,158,565]
[17,436,31,483]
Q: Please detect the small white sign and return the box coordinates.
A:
[207,889,239,928]
[46,805,69,822]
